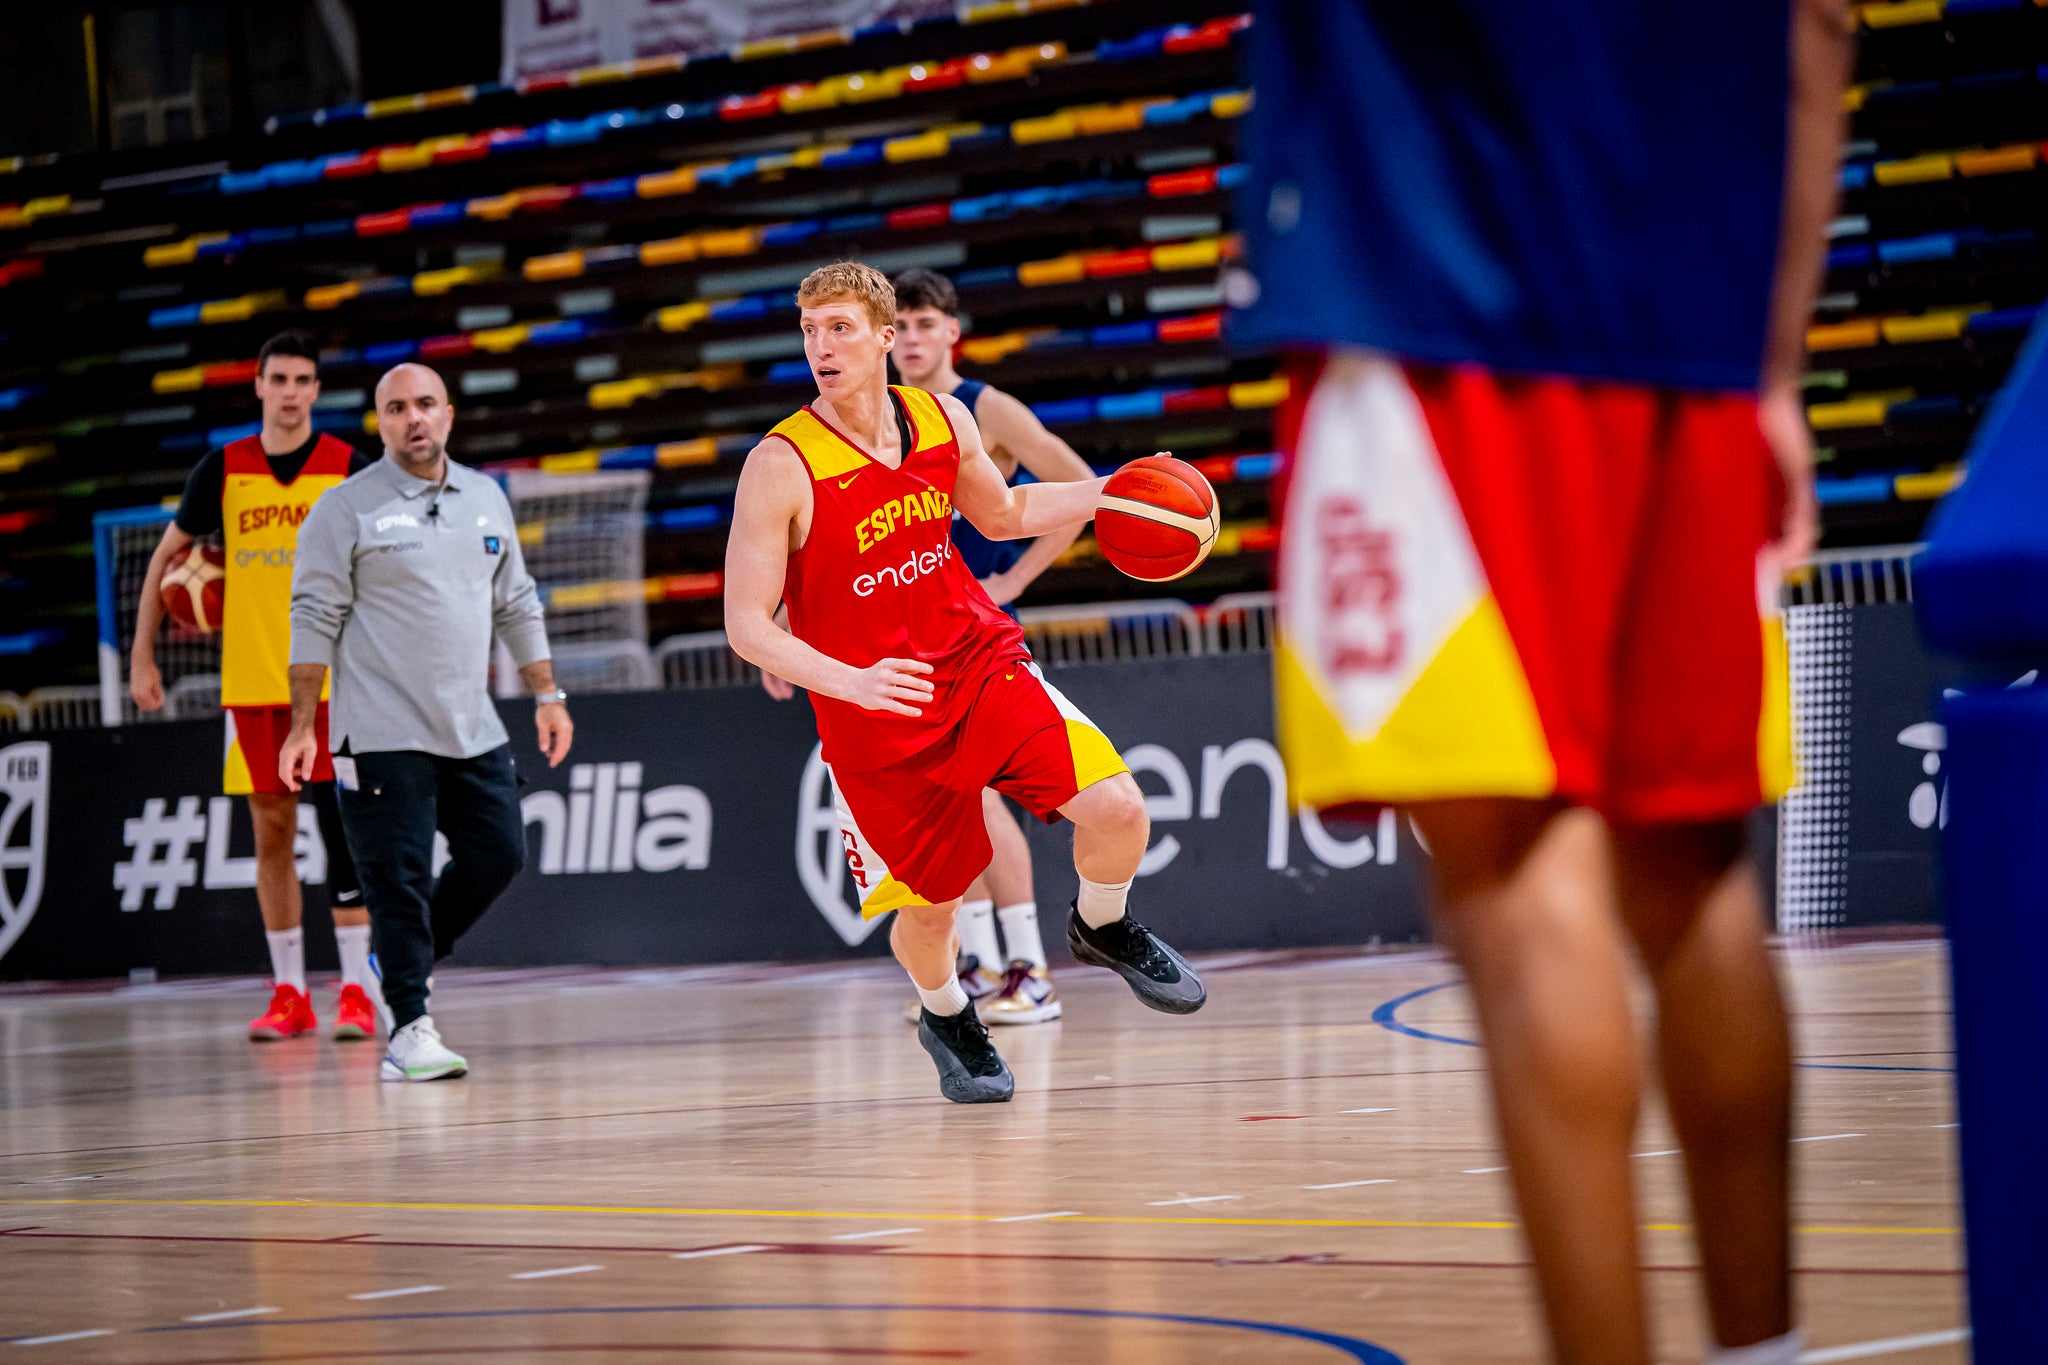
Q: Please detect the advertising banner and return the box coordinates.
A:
[1,654,1429,983]
[503,0,954,84]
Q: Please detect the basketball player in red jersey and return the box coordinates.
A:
[763,267,1094,1026]
[727,262,1204,1102]
[131,331,381,1042]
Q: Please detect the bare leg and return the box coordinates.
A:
[891,899,966,992]
[981,789,1035,908]
[1410,798,1650,1365]
[1612,820,1792,1352]
[247,792,303,933]
[1059,773,1148,885]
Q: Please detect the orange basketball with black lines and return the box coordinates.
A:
[160,541,226,633]
[1095,454,1219,582]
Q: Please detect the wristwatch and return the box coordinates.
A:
[534,688,569,706]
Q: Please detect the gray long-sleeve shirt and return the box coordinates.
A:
[290,455,550,758]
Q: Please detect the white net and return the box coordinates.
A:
[501,470,653,693]
[95,508,222,726]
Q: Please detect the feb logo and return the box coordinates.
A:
[0,740,50,962]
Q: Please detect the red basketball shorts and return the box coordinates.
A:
[1275,350,1794,826]
[830,660,1129,918]
[226,703,333,796]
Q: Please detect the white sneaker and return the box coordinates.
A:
[381,1016,467,1082]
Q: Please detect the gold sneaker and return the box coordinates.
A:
[901,955,1004,1024]
[983,960,1062,1025]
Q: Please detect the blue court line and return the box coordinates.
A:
[1371,980,1952,1074]
[122,1303,1404,1362]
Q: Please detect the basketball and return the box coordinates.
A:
[160,541,226,633]
[1094,454,1219,582]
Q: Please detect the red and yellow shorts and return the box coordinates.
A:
[1276,350,1794,826]
[225,703,333,796]
[831,660,1128,918]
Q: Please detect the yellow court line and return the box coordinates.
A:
[0,1197,1956,1237]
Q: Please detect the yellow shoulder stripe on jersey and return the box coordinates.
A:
[769,409,867,481]
[893,385,954,454]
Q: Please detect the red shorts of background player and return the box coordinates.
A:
[831,660,1129,917]
[1274,349,1794,826]
[226,703,335,796]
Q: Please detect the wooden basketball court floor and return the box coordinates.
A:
[0,936,1962,1363]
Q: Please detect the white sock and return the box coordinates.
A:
[1703,1331,1803,1365]
[265,928,306,994]
[1076,874,1132,929]
[955,900,1001,970]
[333,924,372,989]
[996,902,1047,968]
[916,973,972,1018]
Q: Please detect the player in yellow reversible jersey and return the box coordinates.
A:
[131,331,381,1042]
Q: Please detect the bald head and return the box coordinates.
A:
[376,362,454,477]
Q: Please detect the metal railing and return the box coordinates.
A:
[1018,599,1203,667]
[654,630,759,690]
[18,546,1927,724]
[1783,543,1922,608]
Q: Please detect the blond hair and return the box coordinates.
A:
[796,261,895,330]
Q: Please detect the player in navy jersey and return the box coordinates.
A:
[1234,2,1853,1361]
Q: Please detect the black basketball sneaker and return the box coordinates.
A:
[1067,903,1207,1014]
[917,1005,1015,1104]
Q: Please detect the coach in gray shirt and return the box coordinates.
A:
[282,362,572,1083]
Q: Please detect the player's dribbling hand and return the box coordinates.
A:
[850,658,934,716]
[760,670,795,701]
[129,656,164,713]
[536,701,573,768]
[278,728,319,793]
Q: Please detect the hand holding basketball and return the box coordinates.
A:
[1095,453,1220,582]
[851,657,934,717]
[160,541,226,633]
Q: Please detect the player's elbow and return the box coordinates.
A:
[723,603,776,667]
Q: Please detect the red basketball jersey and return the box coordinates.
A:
[775,385,1029,772]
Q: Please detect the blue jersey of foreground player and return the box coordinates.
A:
[945,378,1025,579]
[1229,0,1792,392]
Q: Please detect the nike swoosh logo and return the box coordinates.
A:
[837,473,861,489]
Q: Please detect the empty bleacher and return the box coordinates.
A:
[1,0,2042,697]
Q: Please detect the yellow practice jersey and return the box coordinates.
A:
[218,433,354,706]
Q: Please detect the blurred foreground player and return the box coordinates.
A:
[894,265,1097,1023]
[129,330,379,1042]
[726,263,1203,1104]
[285,363,573,1081]
[1235,2,1851,1362]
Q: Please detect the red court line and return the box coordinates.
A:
[0,1227,1958,1276]
[135,1347,965,1364]
[0,1065,1493,1163]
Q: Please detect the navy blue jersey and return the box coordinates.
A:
[946,378,1025,578]
[1229,0,1791,392]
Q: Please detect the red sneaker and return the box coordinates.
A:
[332,984,377,1041]
[248,984,316,1040]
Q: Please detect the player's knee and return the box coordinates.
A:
[1086,774,1149,840]
[247,793,299,848]
[895,900,955,940]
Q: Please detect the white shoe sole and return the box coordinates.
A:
[986,999,1062,1025]
[380,1058,467,1082]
